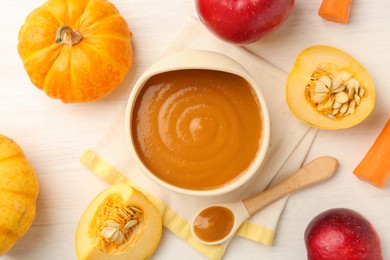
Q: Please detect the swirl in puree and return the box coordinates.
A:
[132,69,262,190]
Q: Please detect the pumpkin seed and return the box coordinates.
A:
[333,101,342,109]
[331,84,346,93]
[324,96,335,110]
[354,94,361,105]
[101,225,125,244]
[327,114,336,119]
[339,103,349,115]
[306,67,364,119]
[359,87,365,97]
[315,81,329,93]
[105,220,120,228]
[123,219,138,229]
[348,87,355,98]
[113,230,124,244]
[319,75,332,87]
[347,100,356,114]
[346,78,359,90]
[311,92,328,103]
[317,102,327,112]
[130,206,143,213]
[331,77,342,90]
[335,92,349,103]
[101,226,119,239]
[332,108,340,115]
[338,71,352,81]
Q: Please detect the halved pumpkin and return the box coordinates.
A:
[75,183,162,260]
[286,45,375,130]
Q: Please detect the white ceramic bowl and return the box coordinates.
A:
[125,50,270,196]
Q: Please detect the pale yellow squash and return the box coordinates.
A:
[75,183,162,259]
[286,45,375,130]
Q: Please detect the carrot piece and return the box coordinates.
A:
[318,0,352,24]
[353,119,390,188]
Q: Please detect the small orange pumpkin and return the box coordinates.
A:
[17,0,133,103]
[0,134,39,256]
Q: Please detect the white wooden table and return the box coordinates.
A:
[1,1,389,259]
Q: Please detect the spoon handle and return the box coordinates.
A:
[242,156,338,216]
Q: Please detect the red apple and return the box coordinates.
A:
[304,208,383,260]
[195,0,295,45]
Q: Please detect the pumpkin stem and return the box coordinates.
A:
[55,25,83,46]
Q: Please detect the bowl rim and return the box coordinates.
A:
[125,50,270,196]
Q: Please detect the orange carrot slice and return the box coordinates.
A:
[353,119,390,188]
[318,0,352,24]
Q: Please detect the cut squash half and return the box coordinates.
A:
[75,183,162,259]
[286,45,375,130]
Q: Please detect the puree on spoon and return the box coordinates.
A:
[193,206,235,243]
[131,69,263,191]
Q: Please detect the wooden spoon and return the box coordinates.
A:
[190,156,338,245]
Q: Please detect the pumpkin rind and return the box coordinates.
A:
[0,135,39,256]
[286,45,375,130]
[17,0,133,103]
[75,183,162,260]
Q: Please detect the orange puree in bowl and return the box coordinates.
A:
[131,69,262,190]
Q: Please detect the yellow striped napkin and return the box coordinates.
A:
[81,17,317,259]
